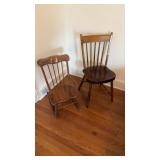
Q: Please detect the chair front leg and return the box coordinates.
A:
[87,83,92,108]
[47,93,58,116]
[54,105,58,118]
[72,97,80,110]
[78,75,85,91]
[111,81,113,102]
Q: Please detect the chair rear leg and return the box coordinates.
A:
[72,97,80,110]
[111,81,113,102]
[54,105,58,118]
[99,83,102,87]
[78,75,85,91]
[87,83,92,108]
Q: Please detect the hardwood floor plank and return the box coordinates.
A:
[36,123,95,155]
[35,75,125,156]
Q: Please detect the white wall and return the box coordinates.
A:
[35,4,125,101]
[35,4,66,100]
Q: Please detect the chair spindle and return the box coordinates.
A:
[41,66,50,90]
[100,41,106,65]
[93,42,96,66]
[97,42,101,67]
[52,64,58,84]
[61,61,64,79]
[85,43,89,67]
[57,63,61,81]
[90,42,92,66]
[47,64,54,87]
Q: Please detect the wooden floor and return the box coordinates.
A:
[35,75,125,156]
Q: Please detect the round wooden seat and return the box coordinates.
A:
[83,66,116,83]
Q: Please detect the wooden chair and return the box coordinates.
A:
[37,54,79,117]
[78,32,116,107]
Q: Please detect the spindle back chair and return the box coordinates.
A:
[78,33,116,107]
[37,54,78,117]
[80,33,112,69]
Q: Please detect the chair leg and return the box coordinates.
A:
[111,81,113,102]
[72,98,80,110]
[54,105,58,118]
[78,75,85,91]
[87,83,92,107]
[47,94,58,117]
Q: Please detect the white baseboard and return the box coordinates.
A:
[35,73,67,103]
[35,85,47,103]
[112,79,125,91]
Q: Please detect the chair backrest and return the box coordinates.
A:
[80,32,113,69]
[37,54,70,91]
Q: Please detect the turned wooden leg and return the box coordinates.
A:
[111,81,113,102]
[78,75,85,91]
[72,98,79,110]
[87,83,92,108]
[54,105,58,118]
[99,83,102,87]
[47,94,58,117]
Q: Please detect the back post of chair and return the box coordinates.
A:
[80,32,113,69]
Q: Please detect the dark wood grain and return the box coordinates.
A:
[35,75,125,156]
[83,66,116,83]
